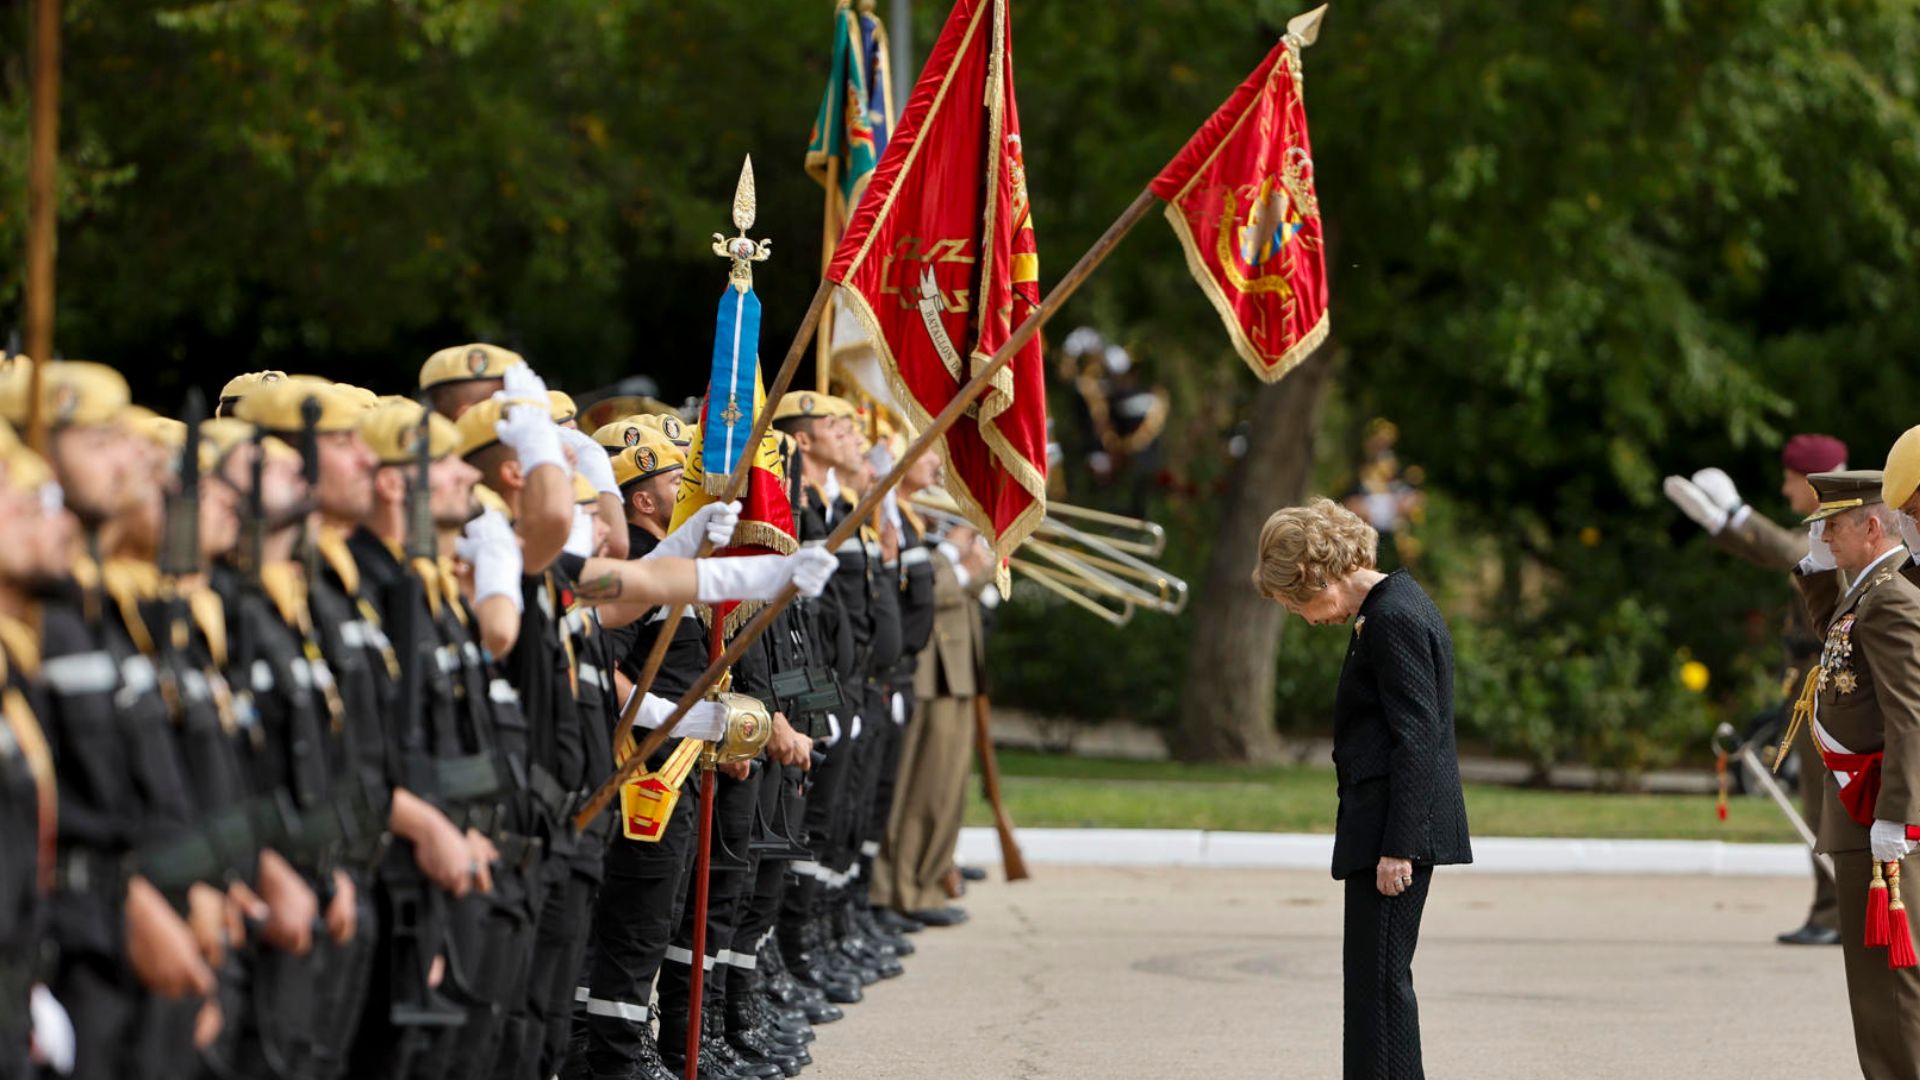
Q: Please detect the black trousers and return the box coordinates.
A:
[581,788,697,1073]
[657,771,757,1046]
[1342,864,1433,1080]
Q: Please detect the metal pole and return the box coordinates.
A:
[890,0,912,108]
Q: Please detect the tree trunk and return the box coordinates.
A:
[1171,350,1335,763]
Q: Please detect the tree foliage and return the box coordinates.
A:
[7,1,1920,769]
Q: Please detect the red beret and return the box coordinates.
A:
[1782,434,1847,475]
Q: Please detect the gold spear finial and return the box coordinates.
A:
[713,154,772,293]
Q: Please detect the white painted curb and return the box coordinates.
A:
[954,827,1810,877]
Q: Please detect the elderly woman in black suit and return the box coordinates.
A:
[1254,498,1472,1080]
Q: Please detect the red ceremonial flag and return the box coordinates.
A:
[826,0,1046,560]
[1152,7,1330,383]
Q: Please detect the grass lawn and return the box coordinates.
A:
[962,749,1801,843]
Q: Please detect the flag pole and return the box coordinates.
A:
[24,0,62,453]
[816,154,840,393]
[578,184,1159,831]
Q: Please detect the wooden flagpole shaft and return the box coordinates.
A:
[24,0,62,454]
[577,184,1160,832]
[606,278,836,759]
[681,617,725,1080]
[817,154,841,393]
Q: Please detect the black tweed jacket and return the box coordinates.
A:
[1328,570,1474,880]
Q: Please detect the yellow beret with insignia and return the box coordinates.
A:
[0,360,131,429]
[232,379,367,436]
[419,343,526,391]
[611,429,687,488]
[591,413,653,451]
[1886,427,1920,511]
[771,392,856,422]
[360,399,459,466]
[217,371,289,415]
[573,472,598,506]
[454,397,507,459]
[548,390,578,425]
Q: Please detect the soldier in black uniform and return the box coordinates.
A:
[0,427,69,1079]
[238,378,484,1079]
[770,392,882,1006]
[343,398,508,1079]
[0,362,220,1080]
[577,431,739,1080]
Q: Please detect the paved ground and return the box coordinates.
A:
[804,865,1854,1078]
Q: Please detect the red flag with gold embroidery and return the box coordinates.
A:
[826,0,1046,560]
[1152,9,1330,383]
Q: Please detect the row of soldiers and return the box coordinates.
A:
[0,343,994,1080]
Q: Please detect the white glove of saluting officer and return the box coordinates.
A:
[1873,820,1919,864]
[1662,467,1745,535]
[648,501,742,560]
[458,509,524,611]
[1799,520,1837,574]
[494,367,566,474]
[694,547,837,603]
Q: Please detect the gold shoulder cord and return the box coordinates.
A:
[1774,667,1823,775]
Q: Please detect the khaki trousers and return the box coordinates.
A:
[1834,849,1920,1079]
[873,694,974,913]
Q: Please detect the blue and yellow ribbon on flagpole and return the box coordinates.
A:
[701,156,772,495]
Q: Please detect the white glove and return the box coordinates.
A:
[694,548,837,603]
[458,509,524,611]
[1872,819,1918,864]
[891,692,907,725]
[633,693,728,741]
[494,399,566,476]
[819,712,842,748]
[559,428,619,496]
[1799,520,1837,574]
[1690,468,1743,515]
[848,713,863,742]
[501,363,550,404]
[650,501,740,561]
[1662,475,1729,534]
[562,506,596,558]
[30,983,74,1074]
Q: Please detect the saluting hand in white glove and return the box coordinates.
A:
[1799,520,1837,574]
[1663,473,1730,534]
[458,509,525,609]
[649,501,742,561]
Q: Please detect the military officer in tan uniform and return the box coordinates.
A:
[1791,470,1920,1078]
[1666,433,1850,945]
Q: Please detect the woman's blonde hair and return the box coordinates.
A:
[1251,497,1379,604]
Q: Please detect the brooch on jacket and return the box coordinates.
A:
[1353,615,1366,638]
[1820,613,1858,695]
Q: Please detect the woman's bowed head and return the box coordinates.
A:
[1253,497,1388,627]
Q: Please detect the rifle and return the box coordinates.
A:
[973,692,1028,882]
[387,402,465,1035]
